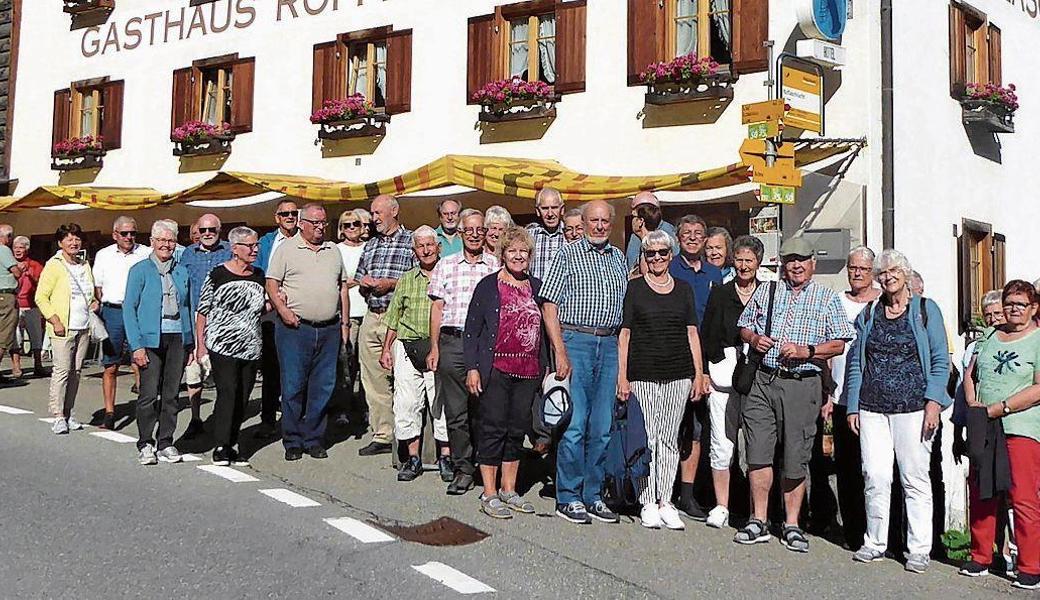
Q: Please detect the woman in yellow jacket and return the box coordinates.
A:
[35,224,97,435]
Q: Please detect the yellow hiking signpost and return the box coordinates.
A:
[740,100,801,204]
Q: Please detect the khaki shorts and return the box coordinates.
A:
[184,353,212,387]
[0,293,17,351]
[742,369,822,481]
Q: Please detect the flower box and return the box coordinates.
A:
[473,78,558,123]
[171,121,235,156]
[311,96,388,141]
[63,0,115,14]
[961,83,1017,134]
[478,98,557,123]
[51,136,105,171]
[641,55,733,106]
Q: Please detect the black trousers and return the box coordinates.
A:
[479,369,540,466]
[809,413,839,533]
[211,351,258,449]
[261,320,280,425]
[833,404,867,549]
[136,333,185,451]
[435,335,476,476]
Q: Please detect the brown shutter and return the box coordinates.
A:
[731,0,768,75]
[52,89,71,155]
[987,24,1001,86]
[385,29,413,114]
[554,0,587,95]
[467,13,498,104]
[100,80,123,150]
[956,230,972,334]
[949,3,967,97]
[992,233,1006,290]
[171,67,195,137]
[627,0,665,86]
[230,57,255,134]
[312,41,343,114]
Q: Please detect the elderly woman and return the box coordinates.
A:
[700,235,763,529]
[334,209,369,423]
[705,227,735,283]
[845,249,950,573]
[195,227,268,466]
[11,235,45,378]
[963,281,1040,590]
[483,205,513,255]
[124,219,193,466]
[618,230,704,530]
[465,225,544,519]
[35,223,97,434]
[562,208,584,243]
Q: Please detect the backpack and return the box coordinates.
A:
[603,395,651,509]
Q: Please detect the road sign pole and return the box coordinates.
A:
[764,40,775,100]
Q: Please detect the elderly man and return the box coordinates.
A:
[254,198,300,439]
[266,203,349,461]
[355,194,416,456]
[625,192,677,269]
[93,216,151,429]
[179,213,232,438]
[669,213,723,520]
[734,236,854,553]
[541,200,628,524]
[379,226,452,482]
[0,224,23,384]
[10,236,45,378]
[435,199,462,257]
[562,208,584,243]
[526,187,566,281]
[428,209,499,494]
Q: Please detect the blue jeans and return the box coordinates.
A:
[275,320,341,450]
[556,330,618,506]
[99,304,128,366]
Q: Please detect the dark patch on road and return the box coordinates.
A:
[380,516,489,546]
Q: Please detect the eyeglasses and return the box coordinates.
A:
[116,231,137,238]
[847,266,872,274]
[151,237,177,247]
[340,221,362,229]
[462,227,487,235]
[1005,302,1033,311]
[277,210,299,218]
[198,227,219,234]
[300,218,327,228]
[643,248,671,259]
[233,242,260,250]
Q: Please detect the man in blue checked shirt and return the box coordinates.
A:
[540,200,629,526]
[733,236,854,554]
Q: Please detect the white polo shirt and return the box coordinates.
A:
[92,243,151,304]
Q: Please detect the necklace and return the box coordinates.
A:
[735,282,757,298]
[646,273,673,289]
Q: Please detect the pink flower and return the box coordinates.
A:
[309,93,377,124]
[52,135,103,157]
[470,77,555,106]
[171,120,231,143]
[639,53,719,84]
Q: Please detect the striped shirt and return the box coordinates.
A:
[355,226,416,312]
[539,237,627,330]
[737,279,855,372]
[428,252,500,328]
[526,222,566,282]
[384,266,433,341]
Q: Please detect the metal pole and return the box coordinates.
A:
[764,40,775,100]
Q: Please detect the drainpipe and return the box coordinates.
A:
[881,0,895,248]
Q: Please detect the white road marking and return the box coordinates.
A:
[412,562,496,594]
[259,488,321,508]
[324,517,395,543]
[180,453,202,462]
[197,465,259,483]
[38,417,58,424]
[90,430,137,443]
[0,405,32,415]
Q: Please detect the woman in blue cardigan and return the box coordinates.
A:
[123,219,194,467]
[845,249,950,573]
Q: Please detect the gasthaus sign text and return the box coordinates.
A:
[80,0,382,57]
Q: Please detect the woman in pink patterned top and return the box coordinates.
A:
[465,226,547,519]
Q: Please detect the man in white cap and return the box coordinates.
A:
[625,191,677,269]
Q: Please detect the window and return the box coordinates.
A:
[170,54,255,138]
[312,27,412,115]
[51,78,123,155]
[958,220,1007,333]
[949,2,1002,97]
[627,0,761,86]
[467,0,586,103]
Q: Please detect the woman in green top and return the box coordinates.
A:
[965,280,1040,590]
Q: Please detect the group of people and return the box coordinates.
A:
[0,188,1038,591]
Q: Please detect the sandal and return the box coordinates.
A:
[733,519,771,545]
[499,491,535,514]
[781,525,809,553]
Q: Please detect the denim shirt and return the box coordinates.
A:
[845,295,951,414]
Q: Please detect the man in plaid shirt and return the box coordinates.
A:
[526,187,566,282]
[355,194,416,457]
[428,209,500,495]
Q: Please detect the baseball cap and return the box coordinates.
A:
[779,236,815,259]
[541,371,572,434]
[631,192,660,208]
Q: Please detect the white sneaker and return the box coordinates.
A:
[640,503,663,529]
[658,502,686,530]
[157,446,183,463]
[66,416,84,431]
[138,444,158,465]
[706,505,729,529]
[51,418,69,435]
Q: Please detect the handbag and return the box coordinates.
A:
[733,281,776,395]
[61,260,108,342]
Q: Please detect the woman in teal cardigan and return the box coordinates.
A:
[844,249,950,573]
[123,219,193,466]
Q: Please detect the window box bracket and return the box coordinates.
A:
[316,114,391,141]
[173,133,236,157]
[960,99,1015,134]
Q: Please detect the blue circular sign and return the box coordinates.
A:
[812,0,848,40]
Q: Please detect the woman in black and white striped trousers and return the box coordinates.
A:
[618,231,705,531]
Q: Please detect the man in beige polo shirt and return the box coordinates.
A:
[266,203,350,462]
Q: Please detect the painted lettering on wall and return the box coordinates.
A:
[1010,0,1039,20]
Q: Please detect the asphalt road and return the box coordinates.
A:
[0,369,1013,599]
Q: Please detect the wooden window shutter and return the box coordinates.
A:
[171,67,195,136]
[52,89,71,154]
[627,0,665,86]
[731,0,769,75]
[100,80,124,150]
[230,57,255,134]
[385,29,413,114]
[467,13,499,104]
[554,0,587,95]
[312,41,343,114]
[987,24,1001,86]
[956,230,972,334]
[949,3,967,97]
[992,233,1006,291]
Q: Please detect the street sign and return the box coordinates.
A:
[759,184,796,205]
[781,63,823,133]
[747,121,779,139]
[741,99,786,126]
[739,139,803,187]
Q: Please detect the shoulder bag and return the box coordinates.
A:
[62,261,108,342]
[732,281,776,395]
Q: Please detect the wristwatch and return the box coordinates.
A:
[1001,400,1011,416]
[807,344,816,358]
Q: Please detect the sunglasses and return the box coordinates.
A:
[301,217,327,228]
[340,221,362,228]
[198,227,219,234]
[277,210,299,218]
[116,231,137,238]
[643,248,671,259]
